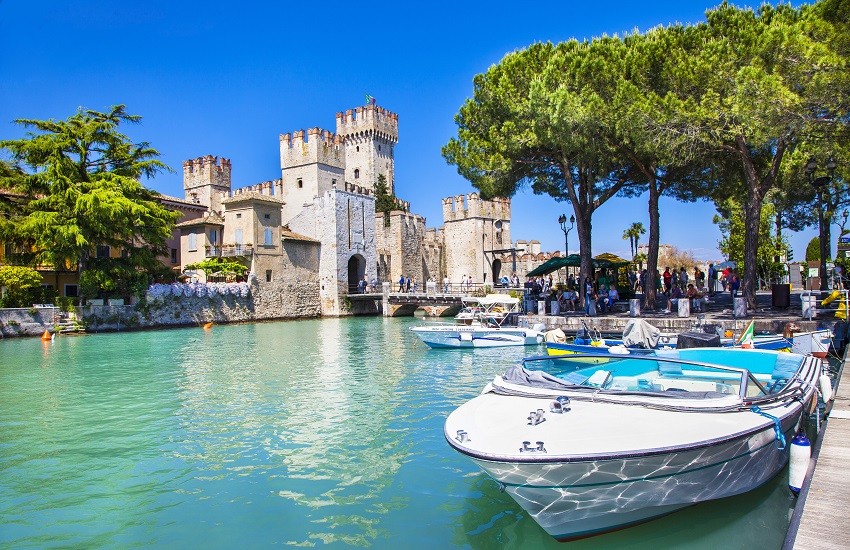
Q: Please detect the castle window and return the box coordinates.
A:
[378,145,381,151]
[64,284,79,298]
[235,229,243,245]
[297,178,303,189]
[264,213,270,220]
[96,245,110,258]
[354,169,360,179]
[264,228,273,246]
[356,146,360,152]
[170,248,178,264]
[188,233,197,251]
[236,213,242,219]
[266,270,272,283]
[332,179,337,187]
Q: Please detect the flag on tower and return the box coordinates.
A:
[736,320,755,348]
[365,94,376,106]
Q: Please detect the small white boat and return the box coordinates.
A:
[411,294,544,348]
[790,328,832,358]
[445,348,824,540]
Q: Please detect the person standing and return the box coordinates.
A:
[679,267,689,291]
[443,275,450,293]
[729,270,740,299]
[467,275,473,292]
[398,274,405,293]
[707,263,716,296]
[584,277,596,316]
[663,268,672,294]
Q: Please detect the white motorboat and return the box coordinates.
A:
[411,294,544,348]
[445,348,824,540]
[790,328,832,358]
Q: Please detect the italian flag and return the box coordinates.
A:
[737,321,755,348]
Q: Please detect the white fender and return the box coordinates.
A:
[819,374,833,402]
[789,432,811,494]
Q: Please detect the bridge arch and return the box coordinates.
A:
[492,259,502,285]
[347,254,366,292]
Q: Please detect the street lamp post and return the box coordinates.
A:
[558,214,575,256]
[806,157,837,292]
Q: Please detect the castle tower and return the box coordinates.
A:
[441,193,512,286]
[183,155,232,213]
[336,104,398,195]
[279,127,345,225]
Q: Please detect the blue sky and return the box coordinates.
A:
[0,0,817,262]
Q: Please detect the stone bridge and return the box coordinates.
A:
[347,282,472,317]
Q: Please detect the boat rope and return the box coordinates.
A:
[751,406,786,450]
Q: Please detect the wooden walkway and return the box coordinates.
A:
[784,348,850,549]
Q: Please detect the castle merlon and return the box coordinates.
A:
[279,127,343,148]
[335,104,399,142]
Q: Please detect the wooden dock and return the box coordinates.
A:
[784,349,850,549]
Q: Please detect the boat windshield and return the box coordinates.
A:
[516,349,802,399]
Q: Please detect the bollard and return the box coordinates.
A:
[801,293,818,319]
[629,298,641,317]
[678,299,690,317]
[538,300,546,315]
[733,297,747,318]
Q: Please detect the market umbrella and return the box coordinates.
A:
[526,256,572,277]
[593,253,631,268]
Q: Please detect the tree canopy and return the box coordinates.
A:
[0,105,179,298]
[443,1,849,306]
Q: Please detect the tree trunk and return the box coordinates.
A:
[575,212,593,310]
[736,134,785,309]
[644,178,661,311]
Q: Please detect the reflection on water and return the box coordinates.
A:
[0,318,801,548]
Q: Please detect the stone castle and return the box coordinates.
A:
[172,102,522,316]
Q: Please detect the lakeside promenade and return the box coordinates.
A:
[529,288,833,336]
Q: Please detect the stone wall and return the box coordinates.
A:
[375,210,428,285]
[0,275,322,338]
[0,307,57,337]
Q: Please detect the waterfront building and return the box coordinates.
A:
[173,102,522,315]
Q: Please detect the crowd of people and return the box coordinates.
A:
[379,260,743,317]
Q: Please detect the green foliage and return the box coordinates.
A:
[184,257,248,278]
[621,223,646,259]
[806,237,821,262]
[714,198,789,282]
[374,174,405,227]
[0,265,43,308]
[0,105,179,282]
[78,256,150,299]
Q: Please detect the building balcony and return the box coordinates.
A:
[220,245,253,257]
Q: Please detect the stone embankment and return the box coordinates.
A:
[0,279,323,338]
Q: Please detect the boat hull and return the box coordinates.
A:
[463,420,797,540]
[791,329,832,358]
[410,325,543,348]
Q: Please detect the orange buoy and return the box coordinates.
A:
[203,322,213,330]
[41,330,52,341]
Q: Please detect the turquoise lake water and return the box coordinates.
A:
[0,316,804,549]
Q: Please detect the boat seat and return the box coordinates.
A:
[771,355,800,381]
[658,362,683,376]
[586,370,612,388]
[562,371,589,385]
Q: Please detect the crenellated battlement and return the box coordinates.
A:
[183,155,232,190]
[441,193,511,223]
[279,127,345,170]
[335,104,399,143]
